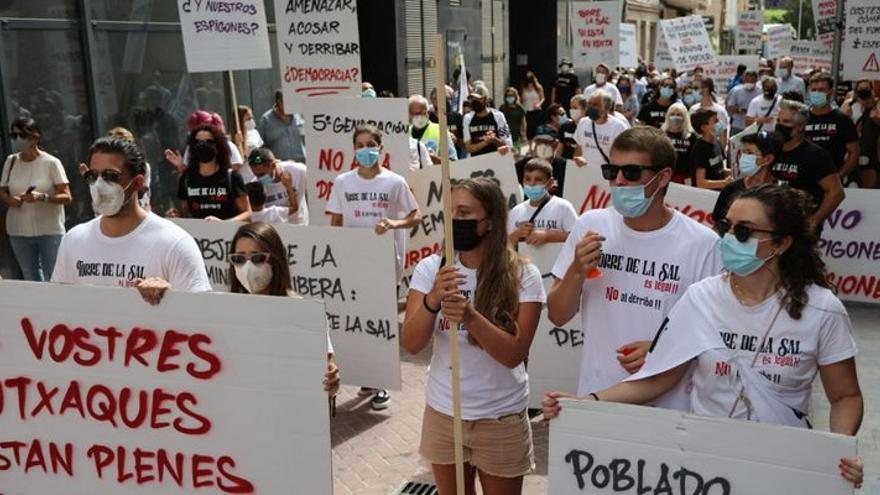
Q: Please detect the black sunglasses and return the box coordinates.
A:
[717,219,777,242]
[228,252,271,266]
[600,164,661,181]
[82,169,124,185]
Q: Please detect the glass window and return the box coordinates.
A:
[1,0,77,18]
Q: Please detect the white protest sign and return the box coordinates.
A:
[570,1,622,70]
[550,400,856,495]
[653,30,675,71]
[659,15,717,72]
[619,23,638,69]
[172,220,402,390]
[300,96,410,225]
[275,0,361,112]
[812,0,838,49]
[519,244,583,409]
[735,11,763,51]
[791,40,833,74]
[704,55,760,96]
[402,153,523,290]
[176,0,271,73]
[842,0,880,81]
[766,24,794,61]
[0,281,331,494]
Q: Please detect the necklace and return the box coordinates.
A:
[729,274,780,306]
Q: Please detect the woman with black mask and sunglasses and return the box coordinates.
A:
[544,184,864,490]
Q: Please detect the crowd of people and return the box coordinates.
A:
[1,53,875,493]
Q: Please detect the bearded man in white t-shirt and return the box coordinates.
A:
[573,89,629,168]
[545,126,722,410]
[52,137,211,303]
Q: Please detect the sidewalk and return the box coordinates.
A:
[331,304,880,494]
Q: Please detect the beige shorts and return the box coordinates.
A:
[419,405,534,478]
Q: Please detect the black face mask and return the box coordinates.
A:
[764,90,777,99]
[470,99,487,114]
[452,219,485,252]
[194,141,217,163]
[856,89,872,100]
[776,123,794,143]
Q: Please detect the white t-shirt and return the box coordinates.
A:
[550,208,722,397]
[1,151,68,236]
[507,195,577,234]
[410,254,546,419]
[660,275,857,422]
[262,161,309,225]
[689,102,730,131]
[583,83,624,106]
[573,116,629,167]
[251,205,293,224]
[51,213,211,291]
[408,137,432,171]
[325,169,419,270]
[746,94,782,132]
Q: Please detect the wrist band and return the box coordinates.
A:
[589,393,600,401]
[423,296,440,314]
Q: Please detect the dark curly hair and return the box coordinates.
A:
[734,184,832,319]
[185,123,232,173]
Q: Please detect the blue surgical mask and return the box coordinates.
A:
[362,88,377,98]
[683,93,697,106]
[610,174,659,218]
[504,96,516,105]
[258,174,273,186]
[355,147,380,167]
[660,87,675,99]
[714,121,725,137]
[738,153,760,177]
[809,90,828,107]
[779,68,790,79]
[720,234,774,276]
[523,184,547,202]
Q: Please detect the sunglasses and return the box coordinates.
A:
[600,164,661,181]
[228,252,271,266]
[10,132,28,139]
[717,219,777,242]
[82,169,124,185]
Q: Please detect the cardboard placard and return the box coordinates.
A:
[659,15,717,72]
[177,0,271,73]
[735,11,764,51]
[812,0,838,49]
[653,30,675,71]
[791,40,833,74]
[842,0,880,81]
[0,281,331,493]
[765,24,794,61]
[172,220,402,390]
[619,23,638,69]
[570,1,622,70]
[704,55,760,96]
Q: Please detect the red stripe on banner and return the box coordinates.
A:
[307,91,343,97]
[296,86,351,93]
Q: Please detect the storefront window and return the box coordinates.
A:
[1,0,77,18]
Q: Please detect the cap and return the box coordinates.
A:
[534,124,558,141]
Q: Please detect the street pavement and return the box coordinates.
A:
[332,303,880,494]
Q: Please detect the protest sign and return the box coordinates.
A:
[0,281,331,494]
[812,0,838,49]
[735,11,763,51]
[275,0,362,112]
[177,0,271,73]
[842,0,880,81]
[791,40,833,74]
[659,15,717,72]
[172,219,402,390]
[300,96,410,225]
[519,244,583,409]
[570,1,622,70]
[619,23,638,69]
[765,24,794,61]
[653,30,675,71]
[550,400,857,495]
[704,55,759,96]
[403,153,523,290]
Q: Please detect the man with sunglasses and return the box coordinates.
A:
[545,126,721,411]
[51,137,210,304]
[247,146,308,225]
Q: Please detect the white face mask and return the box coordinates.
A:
[89,177,133,217]
[12,137,30,151]
[569,108,582,121]
[595,73,607,84]
[412,114,430,129]
[234,260,273,294]
[244,119,256,131]
[535,143,555,159]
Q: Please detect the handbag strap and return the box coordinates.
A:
[592,120,611,165]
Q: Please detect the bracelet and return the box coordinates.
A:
[423,295,440,314]
[589,393,600,401]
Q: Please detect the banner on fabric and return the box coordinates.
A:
[177,0,271,73]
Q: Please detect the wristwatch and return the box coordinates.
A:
[41,193,49,203]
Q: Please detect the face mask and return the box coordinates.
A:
[738,153,760,177]
[470,99,486,113]
[452,218,484,251]
[856,89,872,100]
[809,91,828,107]
[744,83,756,91]
[714,121,725,137]
[412,114,430,129]
[535,143,554,159]
[355,147,380,168]
[610,173,659,218]
[523,184,547,202]
[90,177,133,217]
[683,93,697,105]
[779,68,790,79]
[234,260,273,294]
[776,123,794,142]
[569,108,582,120]
[595,73,607,84]
[244,119,256,131]
[618,85,631,94]
[586,107,601,121]
[362,88,377,98]
[660,87,675,99]
[194,142,217,163]
[558,115,571,125]
[258,174,274,186]
[12,137,30,151]
[720,234,775,276]
[504,96,516,105]
[764,89,777,99]
[561,65,572,74]
[668,115,684,128]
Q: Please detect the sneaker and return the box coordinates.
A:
[371,389,391,410]
[358,386,376,397]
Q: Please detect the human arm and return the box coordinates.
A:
[401,264,466,354]
[546,231,604,326]
[525,228,568,246]
[820,358,864,488]
[280,171,299,213]
[810,174,845,231]
[0,187,22,207]
[375,208,421,235]
[839,140,860,179]
[694,167,732,190]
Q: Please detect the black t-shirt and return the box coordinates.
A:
[665,131,697,178]
[712,178,748,224]
[690,138,725,183]
[771,140,836,210]
[559,120,579,160]
[467,111,501,156]
[178,168,247,219]
[430,109,465,157]
[554,72,580,109]
[637,100,673,128]
[805,109,859,171]
[515,156,568,196]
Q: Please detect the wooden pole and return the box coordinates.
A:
[434,33,466,495]
[227,70,246,159]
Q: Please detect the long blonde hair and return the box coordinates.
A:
[451,178,522,345]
